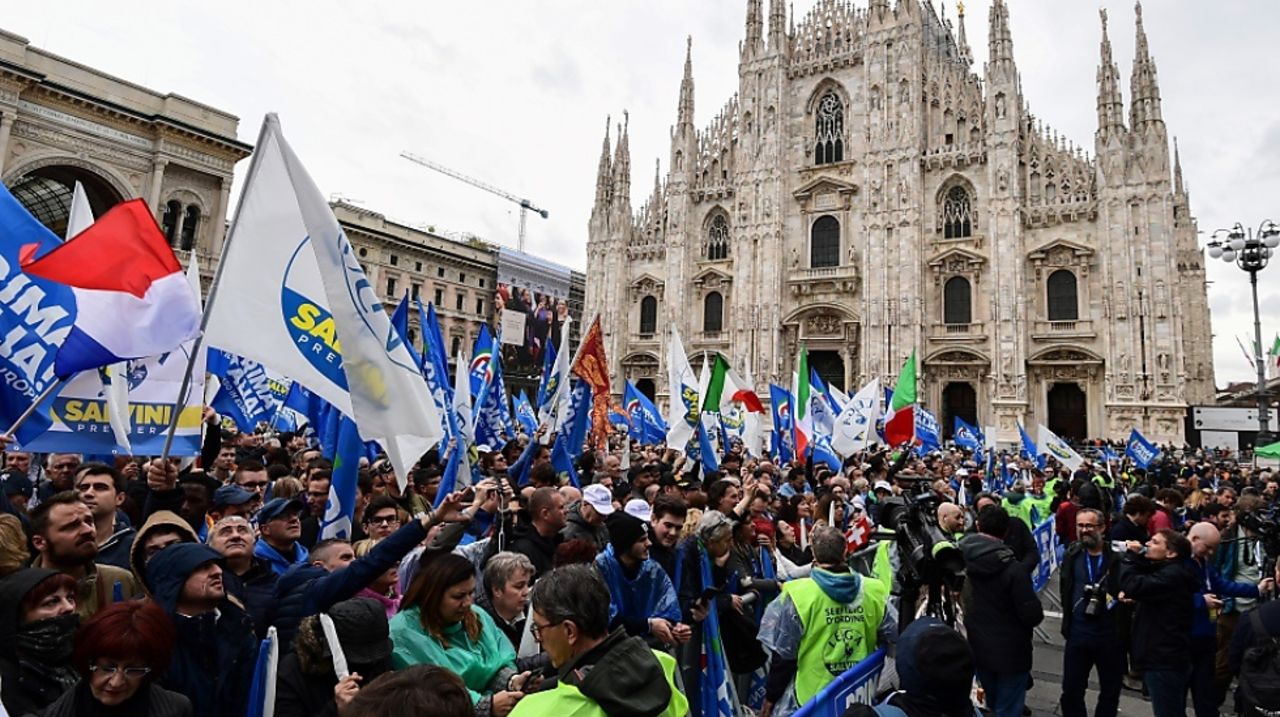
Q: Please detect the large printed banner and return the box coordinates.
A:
[1031,516,1063,593]
[494,282,569,377]
[793,648,886,717]
[21,345,205,456]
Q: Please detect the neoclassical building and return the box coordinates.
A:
[0,29,251,287]
[584,0,1214,443]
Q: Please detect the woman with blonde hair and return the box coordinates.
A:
[0,514,30,578]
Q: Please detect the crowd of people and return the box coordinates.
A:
[0,417,1278,717]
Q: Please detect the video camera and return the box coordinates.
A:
[875,475,965,589]
[1238,509,1280,572]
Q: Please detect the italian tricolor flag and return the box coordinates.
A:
[794,349,812,461]
[883,351,917,446]
[702,354,765,413]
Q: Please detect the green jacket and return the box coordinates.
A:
[390,605,516,703]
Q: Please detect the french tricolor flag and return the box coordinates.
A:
[20,199,201,378]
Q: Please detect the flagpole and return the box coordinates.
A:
[2,377,66,438]
[159,116,275,462]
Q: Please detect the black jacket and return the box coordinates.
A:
[561,504,608,551]
[1058,542,1122,639]
[0,569,79,717]
[146,545,258,717]
[224,557,278,639]
[557,628,675,717]
[274,653,340,717]
[270,519,427,654]
[1002,514,1041,576]
[1118,551,1200,671]
[1228,600,1280,675]
[1108,517,1147,543]
[39,680,193,717]
[960,534,1044,673]
[505,519,562,580]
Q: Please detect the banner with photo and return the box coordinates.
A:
[493,282,571,377]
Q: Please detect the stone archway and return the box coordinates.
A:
[4,160,127,236]
[1047,383,1087,442]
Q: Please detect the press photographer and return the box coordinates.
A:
[877,474,965,630]
[1058,508,1122,717]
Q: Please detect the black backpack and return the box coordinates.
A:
[1239,609,1280,716]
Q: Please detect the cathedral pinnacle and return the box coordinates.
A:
[678,37,695,128]
[594,115,612,207]
[768,0,787,53]
[987,0,1015,77]
[613,111,631,209]
[744,0,763,58]
[1096,8,1126,138]
[1174,136,1185,195]
[956,0,972,66]
[1129,0,1164,128]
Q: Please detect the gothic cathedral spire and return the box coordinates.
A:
[767,0,787,55]
[956,1,972,67]
[1096,8,1126,140]
[744,0,763,59]
[678,37,695,129]
[594,115,612,208]
[987,0,1015,78]
[1129,0,1163,130]
[613,111,631,211]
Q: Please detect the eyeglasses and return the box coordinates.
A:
[1076,523,1101,531]
[530,619,566,640]
[367,515,400,526]
[89,664,151,679]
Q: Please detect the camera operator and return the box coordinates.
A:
[1058,508,1123,717]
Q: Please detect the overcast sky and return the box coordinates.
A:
[6,0,1278,387]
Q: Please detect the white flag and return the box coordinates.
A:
[740,359,765,457]
[205,115,441,485]
[452,349,473,445]
[539,319,572,436]
[1037,423,1084,472]
[665,327,699,448]
[831,378,880,457]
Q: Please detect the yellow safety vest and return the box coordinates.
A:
[1002,496,1034,528]
[508,649,688,717]
[870,540,894,593]
[783,574,888,705]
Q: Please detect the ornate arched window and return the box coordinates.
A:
[943,276,972,324]
[639,295,657,335]
[162,200,181,244]
[180,205,200,251]
[703,292,723,333]
[810,216,840,268]
[814,91,844,165]
[943,186,972,239]
[1047,269,1079,321]
[706,214,730,260]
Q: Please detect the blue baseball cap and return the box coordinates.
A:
[212,484,254,508]
[257,497,305,523]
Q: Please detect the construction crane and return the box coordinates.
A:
[400,151,549,252]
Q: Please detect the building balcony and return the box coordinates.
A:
[692,330,731,348]
[929,322,988,342]
[1031,319,1096,341]
[787,264,860,295]
[630,332,659,346]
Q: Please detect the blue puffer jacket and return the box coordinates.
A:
[269,519,427,654]
[595,545,681,637]
[146,543,258,717]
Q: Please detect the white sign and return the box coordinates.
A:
[1200,430,1239,452]
[1191,406,1280,432]
[499,309,526,346]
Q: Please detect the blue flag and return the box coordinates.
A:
[696,420,720,474]
[437,439,478,506]
[954,416,985,464]
[699,544,737,717]
[768,384,794,465]
[417,299,457,446]
[811,434,843,472]
[914,407,942,456]
[624,380,667,444]
[390,292,423,370]
[562,380,592,455]
[1018,422,1045,470]
[551,432,581,488]
[535,338,558,416]
[319,413,363,539]
[209,350,281,432]
[0,185,77,445]
[514,390,538,435]
[1125,428,1161,469]
[468,324,495,399]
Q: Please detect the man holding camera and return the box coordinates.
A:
[1058,508,1122,717]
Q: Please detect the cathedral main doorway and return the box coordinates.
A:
[1047,383,1087,443]
[635,378,656,402]
[941,382,977,439]
[808,350,845,392]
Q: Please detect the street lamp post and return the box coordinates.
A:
[1207,221,1280,451]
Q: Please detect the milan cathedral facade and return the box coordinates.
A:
[583,0,1214,444]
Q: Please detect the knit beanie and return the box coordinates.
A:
[607,512,648,556]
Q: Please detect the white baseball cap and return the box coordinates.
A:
[583,484,615,515]
[624,498,652,522]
